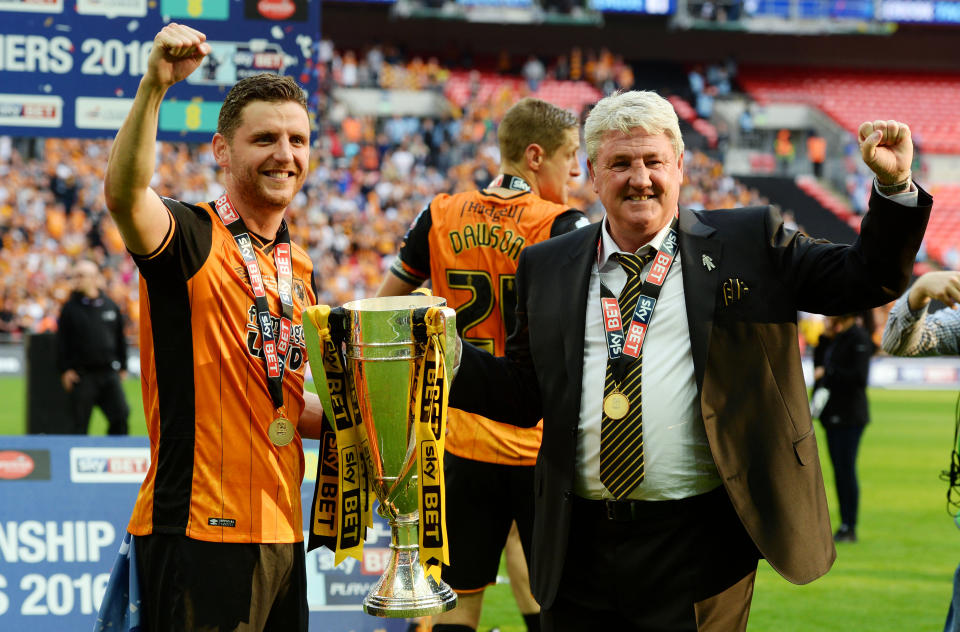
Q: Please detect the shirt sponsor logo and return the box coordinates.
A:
[0,94,63,127]
[75,97,134,130]
[69,447,150,483]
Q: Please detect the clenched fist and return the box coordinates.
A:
[144,23,211,90]
[858,119,913,186]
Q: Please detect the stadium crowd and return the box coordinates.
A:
[0,45,817,344]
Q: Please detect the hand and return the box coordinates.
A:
[144,23,210,90]
[61,369,80,393]
[814,366,825,381]
[858,120,913,185]
[908,270,960,311]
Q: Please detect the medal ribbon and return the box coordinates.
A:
[413,307,451,580]
[302,305,372,562]
[598,216,680,384]
[212,193,294,412]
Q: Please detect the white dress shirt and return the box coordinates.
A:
[571,182,918,501]
[574,217,722,500]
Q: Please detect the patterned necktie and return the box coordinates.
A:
[599,251,654,499]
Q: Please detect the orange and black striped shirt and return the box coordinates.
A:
[390,187,587,465]
[128,198,316,544]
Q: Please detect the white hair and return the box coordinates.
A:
[584,91,684,164]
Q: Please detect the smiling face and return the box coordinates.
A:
[588,127,683,253]
[536,127,582,205]
[213,99,310,218]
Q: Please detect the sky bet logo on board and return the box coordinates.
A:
[0,95,62,127]
[70,447,150,483]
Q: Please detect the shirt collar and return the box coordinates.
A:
[598,216,675,269]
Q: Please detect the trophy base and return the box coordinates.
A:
[362,523,458,618]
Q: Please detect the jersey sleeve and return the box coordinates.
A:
[550,209,590,237]
[389,202,433,285]
[132,198,214,282]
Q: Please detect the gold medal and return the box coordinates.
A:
[268,417,294,446]
[603,392,630,420]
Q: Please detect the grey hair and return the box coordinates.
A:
[584,91,684,164]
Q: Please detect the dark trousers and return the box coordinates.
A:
[824,424,865,529]
[541,486,759,632]
[68,369,129,435]
[135,534,307,632]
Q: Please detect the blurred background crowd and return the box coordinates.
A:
[1,36,953,354]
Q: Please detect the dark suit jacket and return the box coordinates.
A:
[450,188,930,609]
[819,325,875,427]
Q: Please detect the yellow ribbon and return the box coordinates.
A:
[303,305,369,565]
[414,306,451,579]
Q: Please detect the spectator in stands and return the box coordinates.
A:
[553,54,570,81]
[0,292,17,337]
[775,128,795,174]
[807,131,827,178]
[813,313,876,543]
[379,96,589,632]
[738,106,755,147]
[881,269,960,632]
[523,55,546,92]
[0,40,779,337]
[688,65,705,102]
[56,259,130,435]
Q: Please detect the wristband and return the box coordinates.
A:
[876,173,912,195]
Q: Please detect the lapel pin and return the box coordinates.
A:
[702,254,716,271]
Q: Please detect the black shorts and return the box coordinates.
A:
[134,533,307,632]
[440,452,536,592]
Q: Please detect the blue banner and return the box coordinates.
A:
[0,0,320,141]
[0,435,410,632]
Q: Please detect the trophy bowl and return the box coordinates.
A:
[341,295,458,617]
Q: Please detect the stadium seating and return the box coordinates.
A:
[924,184,960,264]
[666,95,719,148]
[444,71,602,113]
[795,175,858,230]
[738,67,960,154]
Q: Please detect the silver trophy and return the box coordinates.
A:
[340,295,458,617]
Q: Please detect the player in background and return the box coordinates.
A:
[378,97,590,632]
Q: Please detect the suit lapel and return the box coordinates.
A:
[679,208,720,393]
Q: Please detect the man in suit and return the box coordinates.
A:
[449,90,931,631]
